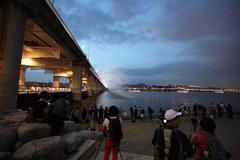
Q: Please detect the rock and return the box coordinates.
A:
[79,130,103,140]
[0,127,16,152]
[13,141,22,150]
[17,123,50,143]
[0,152,12,160]
[13,136,64,160]
[62,130,103,154]
[62,132,85,154]
[62,121,80,134]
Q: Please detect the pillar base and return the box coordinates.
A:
[72,92,82,101]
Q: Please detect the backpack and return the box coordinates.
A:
[202,132,228,160]
[108,117,123,141]
[162,129,189,160]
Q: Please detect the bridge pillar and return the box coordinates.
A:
[52,76,60,88]
[72,64,83,101]
[68,77,72,88]
[19,67,26,86]
[0,5,26,112]
[87,75,93,96]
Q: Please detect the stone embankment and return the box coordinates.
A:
[0,111,101,160]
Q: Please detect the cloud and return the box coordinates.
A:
[151,0,240,41]
[54,0,149,44]
[52,0,240,87]
[121,58,240,88]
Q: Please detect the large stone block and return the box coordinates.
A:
[0,127,16,152]
[62,121,80,134]
[17,123,50,143]
[13,136,64,160]
[62,130,102,154]
[62,132,85,154]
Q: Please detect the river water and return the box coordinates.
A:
[96,91,240,112]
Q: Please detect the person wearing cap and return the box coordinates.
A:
[152,109,193,160]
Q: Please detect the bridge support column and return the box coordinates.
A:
[19,67,26,86]
[52,76,60,88]
[72,64,82,101]
[87,75,93,96]
[0,5,26,112]
[68,78,72,88]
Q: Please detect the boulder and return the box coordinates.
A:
[0,152,12,160]
[62,121,80,134]
[13,136,64,160]
[62,130,103,154]
[62,132,85,154]
[79,130,103,140]
[17,123,50,143]
[0,127,16,152]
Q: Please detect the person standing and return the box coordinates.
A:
[192,117,230,160]
[152,109,193,160]
[148,107,154,120]
[98,106,104,123]
[130,106,134,121]
[103,106,123,160]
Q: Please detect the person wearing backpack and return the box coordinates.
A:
[192,117,230,160]
[152,109,193,160]
[102,105,123,160]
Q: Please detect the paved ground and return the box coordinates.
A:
[92,151,153,160]
[92,115,240,160]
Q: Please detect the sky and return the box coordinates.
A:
[27,0,240,88]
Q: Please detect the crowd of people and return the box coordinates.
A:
[177,102,234,119]
[25,91,233,160]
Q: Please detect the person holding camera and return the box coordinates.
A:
[152,109,193,160]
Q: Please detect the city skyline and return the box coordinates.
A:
[27,0,240,88]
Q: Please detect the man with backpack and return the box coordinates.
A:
[192,117,230,160]
[102,106,123,160]
[152,109,193,160]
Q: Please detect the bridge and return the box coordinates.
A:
[0,0,106,112]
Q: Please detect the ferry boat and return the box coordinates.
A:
[215,90,224,94]
[177,90,189,93]
[129,89,141,93]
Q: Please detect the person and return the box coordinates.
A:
[152,109,193,160]
[32,91,63,135]
[32,91,51,123]
[81,107,87,122]
[104,107,109,118]
[102,106,123,160]
[51,94,69,121]
[148,107,154,120]
[140,107,145,120]
[192,117,230,160]
[130,106,134,121]
[123,110,127,121]
[190,116,198,132]
[134,106,138,120]
[93,105,98,122]
[226,104,233,119]
[98,106,104,123]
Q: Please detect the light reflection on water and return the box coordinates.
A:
[96,91,240,112]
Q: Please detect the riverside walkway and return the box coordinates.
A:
[90,116,240,160]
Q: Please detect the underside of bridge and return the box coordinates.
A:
[0,0,106,112]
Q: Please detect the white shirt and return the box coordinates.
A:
[102,116,122,130]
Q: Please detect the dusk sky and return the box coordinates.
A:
[26,0,240,88]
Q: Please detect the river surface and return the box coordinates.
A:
[96,91,240,112]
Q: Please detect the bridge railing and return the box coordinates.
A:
[18,85,71,94]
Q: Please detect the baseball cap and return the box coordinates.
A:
[164,109,182,121]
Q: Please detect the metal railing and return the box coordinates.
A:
[18,85,71,94]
